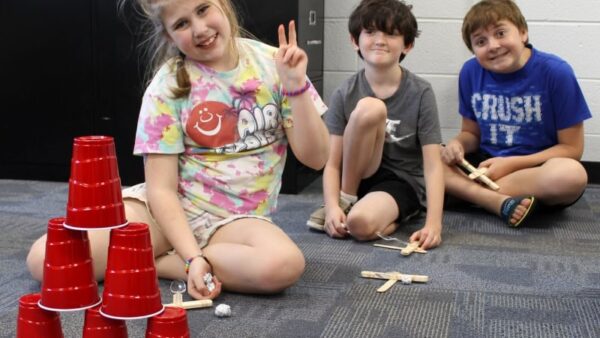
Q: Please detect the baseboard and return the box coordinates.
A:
[583,161,600,185]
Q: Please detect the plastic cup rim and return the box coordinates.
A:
[63,221,129,231]
[74,135,114,143]
[38,298,102,312]
[99,305,165,320]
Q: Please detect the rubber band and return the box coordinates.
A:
[282,81,310,97]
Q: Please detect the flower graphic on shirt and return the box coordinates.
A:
[230,79,261,110]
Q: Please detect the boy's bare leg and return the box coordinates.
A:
[341,97,387,195]
[444,165,532,225]
[445,157,586,214]
[492,158,587,206]
[156,218,305,294]
[345,191,399,241]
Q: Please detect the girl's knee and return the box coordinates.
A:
[257,249,305,292]
[26,235,47,281]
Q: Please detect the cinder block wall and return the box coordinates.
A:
[322,0,600,161]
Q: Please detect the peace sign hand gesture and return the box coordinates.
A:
[275,20,308,92]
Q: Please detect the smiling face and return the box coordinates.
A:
[470,20,531,74]
[161,0,236,71]
[353,28,412,69]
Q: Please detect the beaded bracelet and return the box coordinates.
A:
[282,80,310,97]
[184,254,210,274]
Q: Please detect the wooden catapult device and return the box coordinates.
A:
[361,271,429,292]
[458,159,500,191]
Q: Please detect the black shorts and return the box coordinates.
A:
[357,166,421,222]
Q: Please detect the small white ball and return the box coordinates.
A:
[214,303,232,317]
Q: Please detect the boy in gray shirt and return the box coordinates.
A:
[307,0,444,249]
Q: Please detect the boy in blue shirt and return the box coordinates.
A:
[442,0,591,227]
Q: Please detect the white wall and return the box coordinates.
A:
[322,0,600,161]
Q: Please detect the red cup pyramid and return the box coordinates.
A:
[18,136,190,337]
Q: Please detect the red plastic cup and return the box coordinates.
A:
[16,293,64,338]
[82,304,127,338]
[101,223,164,320]
[39,217,101,312]
[146,306,190,338]
[64,136,128,230]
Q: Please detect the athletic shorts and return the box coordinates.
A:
[121,183,273,248]
[357,166,421,223]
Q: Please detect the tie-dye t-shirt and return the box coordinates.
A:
[133,38,327,219]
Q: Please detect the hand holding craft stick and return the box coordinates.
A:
[375,232,426,256]
[459,159,500,191]
[168,279,213,310]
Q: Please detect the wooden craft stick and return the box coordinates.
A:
[377,279,398,292]
[459,159,500,191]
[467,167,487,180]
[361,271,429,283]
[173,293,183,306]
[165,299,213,310]
[400,242,420,256]
[373,243,427,254]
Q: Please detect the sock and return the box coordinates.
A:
[340,191,358,205]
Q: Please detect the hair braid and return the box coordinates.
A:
[172,54,191,98]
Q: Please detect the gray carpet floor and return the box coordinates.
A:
[1,178,599,337]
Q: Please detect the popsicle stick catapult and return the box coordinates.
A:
[459,159,500,191]
[373,243,427,256]
[166,294,213,310]
[166,280,213,310]
[374,232,427,256]
[361,271,429,292]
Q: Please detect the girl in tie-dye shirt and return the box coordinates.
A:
[26,0,329,301]
[125,0,329,300]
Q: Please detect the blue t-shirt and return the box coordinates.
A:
[458,47,592,157]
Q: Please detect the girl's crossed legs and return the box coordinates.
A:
[27,199,305,295]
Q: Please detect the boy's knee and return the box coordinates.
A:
[26,236,47,282]
[351,97,387,125]
[356,97,386,111]
[547,159,588,191]
[561,161,588,198]
[345,214,377,241]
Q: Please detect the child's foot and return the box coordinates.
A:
[306,205,327,231]
[499,195,537,227]
[306,197,354,231]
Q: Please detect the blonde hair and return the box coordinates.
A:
[124,0,243,98]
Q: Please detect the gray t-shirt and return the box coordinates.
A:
[324,67,442,207]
